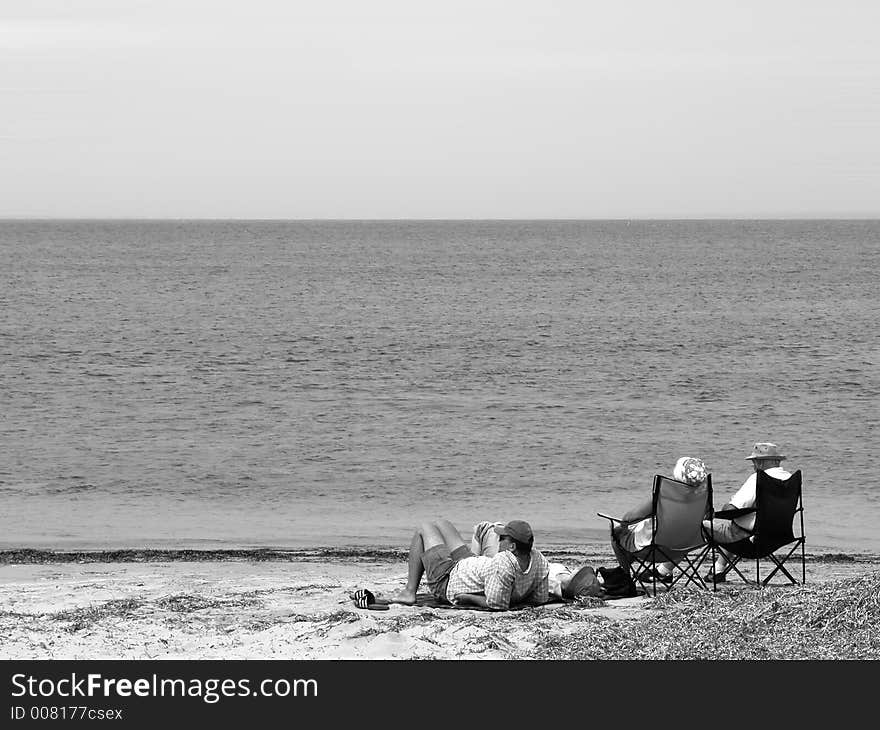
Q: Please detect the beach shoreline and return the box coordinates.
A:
[1,548,878,660]
[3,545,876,563]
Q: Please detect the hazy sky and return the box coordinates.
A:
[2,1,878,218]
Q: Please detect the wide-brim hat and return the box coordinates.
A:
[562,566,601,600]
[746,442,786,461]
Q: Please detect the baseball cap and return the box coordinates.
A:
[493,520,534,544]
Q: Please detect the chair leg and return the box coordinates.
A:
[692,547,712,590]
[762,542,803,585]
[762,553,797,586]
[629,554,655,596]
[679,548,711,591]
[725,554,750,585]
[633,555,657,597]
[802,539,806,584]
[719,540,806,588]
[711,544,717,592]
[659,547,710,592]
[676,556,707,591]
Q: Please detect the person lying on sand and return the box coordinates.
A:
[470,520,601,600]
[387,519,550,610]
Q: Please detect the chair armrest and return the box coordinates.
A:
[712,507,755,520]
[596,512,624,524]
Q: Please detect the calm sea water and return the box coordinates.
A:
[1,220,878,553]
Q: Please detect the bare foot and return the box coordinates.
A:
[387,589,417,605]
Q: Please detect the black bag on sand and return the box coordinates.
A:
[598,566,629,587]
[598,566,638,597]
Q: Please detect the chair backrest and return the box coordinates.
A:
[753,469,802,545]
[652,474,712,552]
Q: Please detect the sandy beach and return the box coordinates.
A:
[2,547,878,660]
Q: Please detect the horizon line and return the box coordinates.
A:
[2,216,879,223]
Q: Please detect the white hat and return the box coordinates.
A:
[746,442,786,461]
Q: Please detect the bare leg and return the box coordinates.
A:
[611,526,633,572]
[388,521,449,605]
[434,519,467,553]
[386,530,425,605]
[713,547,731,573]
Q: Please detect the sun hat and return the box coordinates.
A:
[493,520,534,544]
[745,442,786,461]
[562,565,602,600]
[673,456,709,486]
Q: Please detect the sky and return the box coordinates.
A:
[1,0,878,219]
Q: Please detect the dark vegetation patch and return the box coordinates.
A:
[526,571,880,659]
[1,548,874,565]
[0,548,407,564]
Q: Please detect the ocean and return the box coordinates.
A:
[1,220,878,553]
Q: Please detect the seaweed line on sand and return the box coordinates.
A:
[2,548,876,565]
[0,548,408,564]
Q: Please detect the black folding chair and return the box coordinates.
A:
[598,475,713,596]
[707,469,805,587]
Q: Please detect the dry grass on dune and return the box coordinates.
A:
[529,572,880,660]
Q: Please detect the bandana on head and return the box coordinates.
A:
[673,457,708,486]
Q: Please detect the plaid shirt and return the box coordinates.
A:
[445,556,493,602]
[447,549,550,610]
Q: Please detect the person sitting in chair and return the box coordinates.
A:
[703,442,792,583]
[607,456,710,594]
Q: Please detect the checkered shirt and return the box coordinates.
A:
[447,549,550,610]
[445,555,494,602]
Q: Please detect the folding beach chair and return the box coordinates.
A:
[598,475,713,596]
[707,469,805,588]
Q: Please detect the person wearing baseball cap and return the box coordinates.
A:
[703,442,792,583]
[469,519,601,600]
[385,518,550,610]
[493,519,533,545]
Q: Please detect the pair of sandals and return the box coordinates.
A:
[350,588,390,611]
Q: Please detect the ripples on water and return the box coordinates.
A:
[1,220,878,552]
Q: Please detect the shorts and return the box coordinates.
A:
[702,518,751,544]
[612,524,667,565]
[613,523,640,554]
[422,544,474,601]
